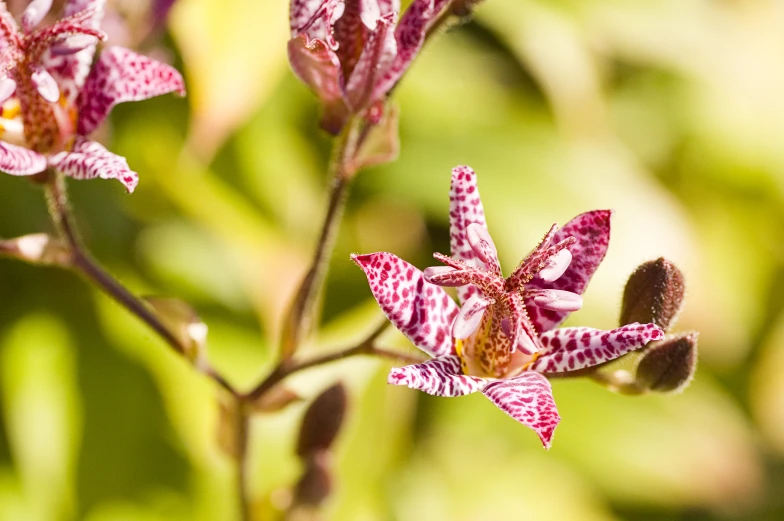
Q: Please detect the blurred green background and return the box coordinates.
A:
[2,0,784,519]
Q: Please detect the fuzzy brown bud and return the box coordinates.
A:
[296,383,347,458]
[636,333,698,393]
[620,258,685,331]
[293,453,333,508]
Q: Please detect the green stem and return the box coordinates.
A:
[279,123,358,360]
[43,172,238,395]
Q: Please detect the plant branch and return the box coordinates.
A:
[246,320,424,402]
[235,400,252,521]
[279,128,357,360]
[43,171,237,396]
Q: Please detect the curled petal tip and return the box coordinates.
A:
[423,265,455,283]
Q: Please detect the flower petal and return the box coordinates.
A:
[287,34,348,134]
[0,141,47,175]
[388,356,486,397]
[49,138,138,192]
[448,165,498,304]
[342,12,397,112]
[371,0,450,99]
[526,210,612,332]
[352,252,459,357]
[538,248,572,282]
[77,46,186,136]
[531,323,665,374]
[453,293,491,340]
[482,372,560,449]
[290,0,345,47]
[41,0,104,103]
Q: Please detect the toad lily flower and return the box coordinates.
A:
[288,0,451,133]
[352,166,664,448]
[0,0,185,192]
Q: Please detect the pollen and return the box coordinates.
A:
[2,98,21,120]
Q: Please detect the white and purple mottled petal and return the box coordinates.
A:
[482,372,560,449]
[371,0,450,99]
[453,293,491,340]
[42,0,105,103]
[49,138,138,192]
[388,356,486,397]
[77,46,186,136]
[291,0,344,48]
[352,252,459,358]
[526,210,612,332]
[531,323,664,374]
[449,165,491,304]
[342,12,397,112]
[50,34,99,56]
[0,141,47,175]
[21,0,53,33]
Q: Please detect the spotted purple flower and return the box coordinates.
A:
[288,0,451,133]
[352,166,664,448]
[0,0,185,192]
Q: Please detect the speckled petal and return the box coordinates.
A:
[291,0,344,47]
[526,210,612,332]
[0,141,47,175]
[531,323,664,374]
[482,372,560,449]
[371,0,450,98]
[49,138,138,192]
[342,12,397,112]
[77,46,186,136]
[352,252,459,358]
[388,356,486,397]
[448,165,492,304]
[42,0,104,103]
[288,34,348,134]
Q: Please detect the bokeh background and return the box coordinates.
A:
[1,0,784,519]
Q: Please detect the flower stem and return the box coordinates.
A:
[245,320,424,403]
[235,399,252,521]
[43,171,238,395]
[279,124,357,360]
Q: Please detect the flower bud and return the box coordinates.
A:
[0,233,71,266]
[296,383,348,458]
[292,452,333,508]
[619,258,685,331]
[635,332,698,393]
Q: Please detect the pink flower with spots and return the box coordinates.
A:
[0,0,185,192]
[288,0,451,134]
[352,166,664,448]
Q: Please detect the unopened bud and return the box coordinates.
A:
[450,0,486,17]
[296,383,347,458]
[0,233,71,266]
[293,452,333,508]
[635,333,698,393]
[619,258,685,331]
